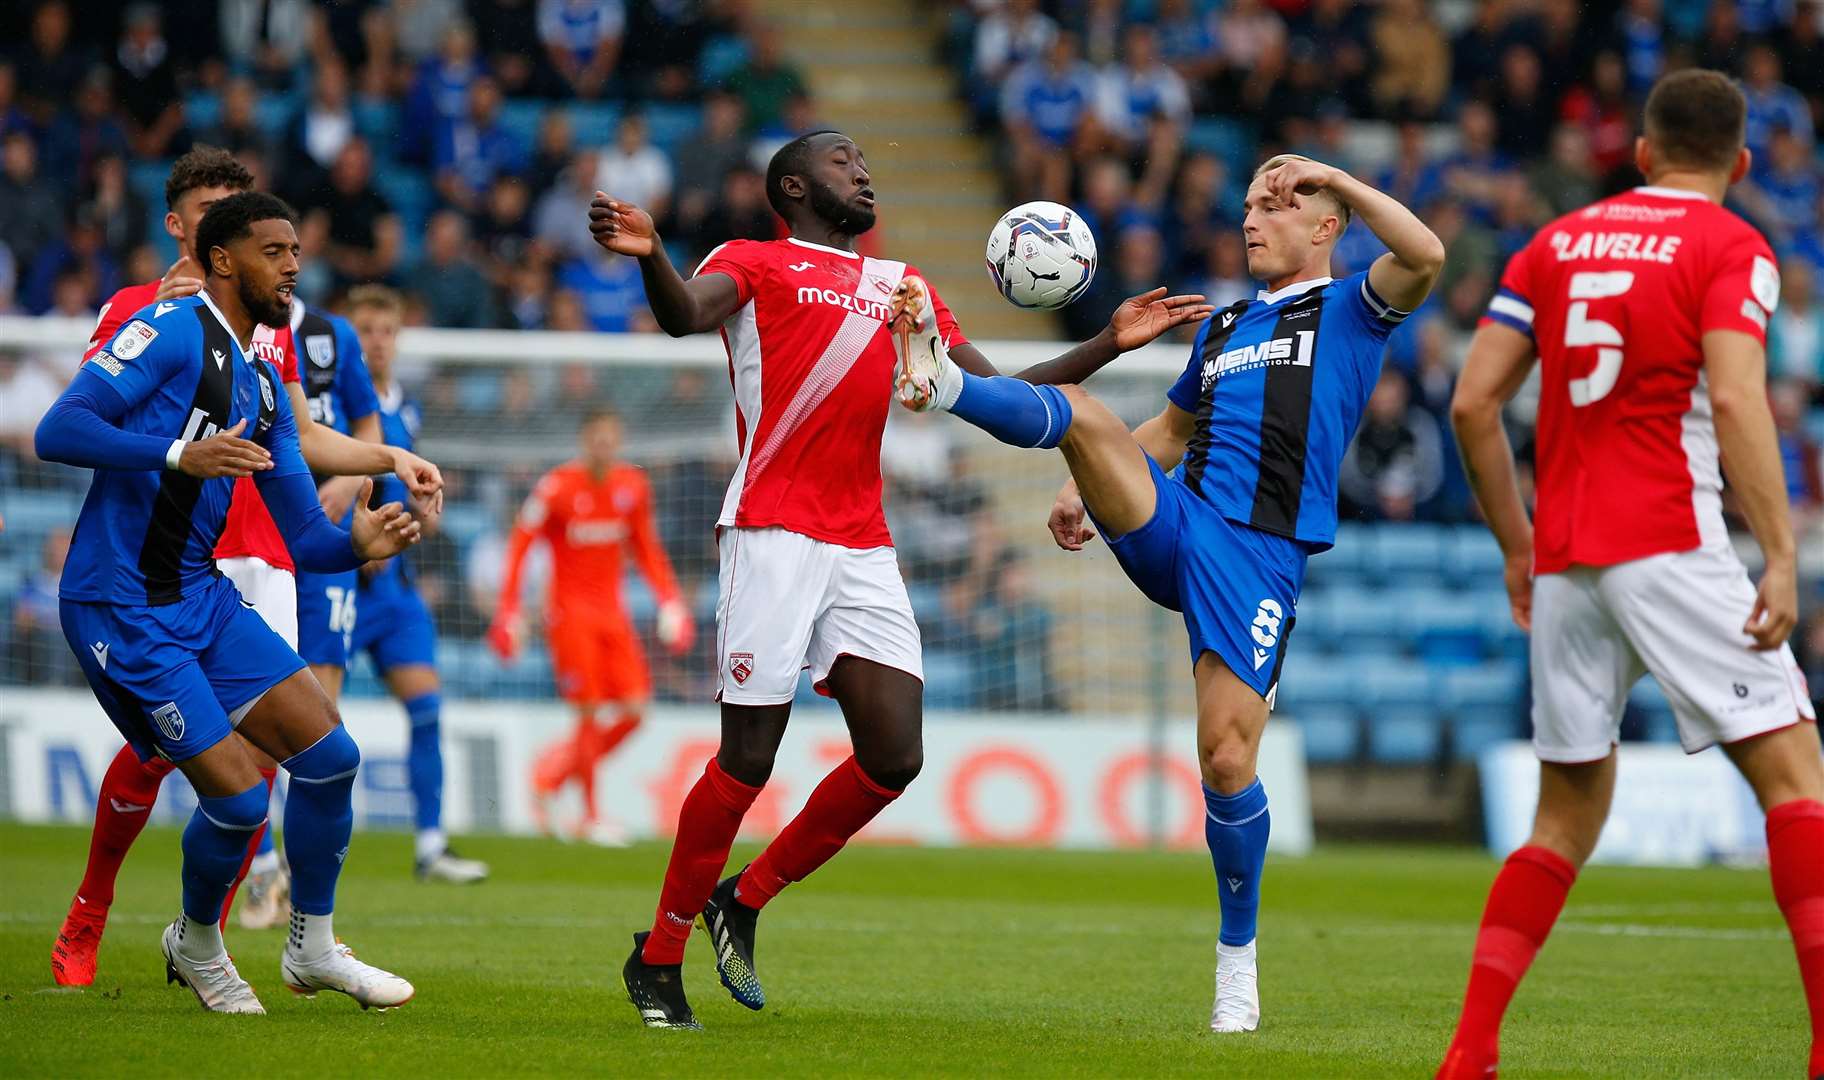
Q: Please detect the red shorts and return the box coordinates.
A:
[546,607,649,705]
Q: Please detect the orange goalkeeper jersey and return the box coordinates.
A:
[498,461,682,621]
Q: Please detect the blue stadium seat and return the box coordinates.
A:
[569,103,622,147]
[1290,706,1359,763]
[372,163,432,235]
[1437,661,1526,713]
[184,91,222,130]
[129,160,172,210]
[1305,586,1404,657]
[643,102,700,153]
[353,97,399,146]
[1,490,83,536]
[1445,528,1505,587]
[256,93,300,140]
[1366,708,1442,763]
[1275,652,1360,710]
[1186,118,1255,164]
[1361,664,1434,709]
[921,648,973,710]
[1449,716,1520,761]
[1399,590,1488,665]
[1474,593,1529,660]
[1364,524,1447,581]
[497,99,545,149]
[1629,677,1679,743]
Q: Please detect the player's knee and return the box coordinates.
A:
[858,743,923,792]
[199,779,271,832]
[286,722,361,783]
[1198,732,1258,792]
[717,743,777,788]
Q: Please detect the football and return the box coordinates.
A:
[984,201,1098,310]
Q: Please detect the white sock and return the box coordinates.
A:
[933,349,964,412]
[287,909,335,961]
[249,850,280,876]
[415,828,447,862]
[176,913,226,962]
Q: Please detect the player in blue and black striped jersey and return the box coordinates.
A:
[893,155,1443,1034]
[34,192,421,1014]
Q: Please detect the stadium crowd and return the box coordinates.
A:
[0,0,1821,736]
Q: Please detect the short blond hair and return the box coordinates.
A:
[1252,154,1351,233]
[345,283,404,316]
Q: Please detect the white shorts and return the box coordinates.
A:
[217,556,299,652]
[715,526,923,706]
[1531,543,1815,763]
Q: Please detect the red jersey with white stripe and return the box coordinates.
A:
[84,283,303,572]
[1482,186,1779,575]
[697,237,969,548]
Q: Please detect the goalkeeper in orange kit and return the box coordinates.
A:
[487,409,693,844]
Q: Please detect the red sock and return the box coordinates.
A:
[1767,799,1824,1078]
[642,757,761,965]
[219,768,277,931]
[74,745,173,908]
[1442,845,1577,1069]
[736,756,901,911]
[576,714,640,823]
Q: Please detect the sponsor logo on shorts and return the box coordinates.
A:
[1733,682,1749,699]
[729,652,754,685]
[1249,599,1284,670]
[151,701,186,741]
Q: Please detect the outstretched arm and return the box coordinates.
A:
[1450,322,1538,631]
[1258,159,1445,313]
[1706,328,1799,650]
[589,194,743,336]
[950,288,1213,385]
[288,381,444,508]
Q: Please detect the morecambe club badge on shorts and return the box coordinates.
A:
[729,652,754,685]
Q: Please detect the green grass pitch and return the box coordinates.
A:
[0,822,1807,1077]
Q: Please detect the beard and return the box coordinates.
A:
[239,274,290,328]
[806,178,876,235]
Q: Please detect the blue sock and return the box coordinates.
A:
[283,726,360,916]
[1204,779,1270,946]
[181,781,269,925]
[404,692,444,834]
[948,371,1073,449]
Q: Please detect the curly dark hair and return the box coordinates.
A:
[163,145,254,211]
[194,191,295,277]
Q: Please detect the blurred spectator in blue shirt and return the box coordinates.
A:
[1771,261,1824,388]
[1441,101,1514,227]
[14,1,90,121]
[435,75,524,214]
[1097,25,1190,168]
[1164,151,1236,283]
[1614,0,1667,98]
[1154,0,1221,89]
[558,250,651,332]
[405,21,485,165]
[43,69,130,196]
[286,58,357,181]
[1002,33,1102,202]
[539,0,624,100]
[0,132,63,269]
[974,0,1058,94]
[1379,121,1445,212]
[24,211,118,315]
[1738,126,1820,245]
[6,528,77,687]
[412,210,498,328]
[1742,44,1813,158]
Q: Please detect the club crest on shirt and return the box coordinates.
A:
[304,334,335,369]
[729,652,754,685]
[111,320,157,360]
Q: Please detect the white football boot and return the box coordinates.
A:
[162,919,265,1014]
[238,863,290,930]
[282,942,415,1010]
[889,275,961,413]
[1209,940,1260,1033]
[416,847,490,883]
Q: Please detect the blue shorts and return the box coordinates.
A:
[61,575,307,763]
[350,585,437,673]
[295,568,358,668]
[1099,457,1307,702]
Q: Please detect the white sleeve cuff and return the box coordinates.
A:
[165,439,186,471]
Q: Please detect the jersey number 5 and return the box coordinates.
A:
[1565,270,1635,407]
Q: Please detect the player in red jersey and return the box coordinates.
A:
[50,147,444,987]
[487,407,694,844]
[595,129,1210,1029]
[1438,70,1823,1078]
